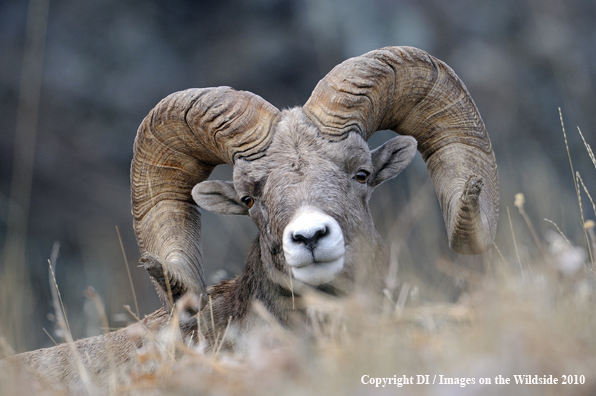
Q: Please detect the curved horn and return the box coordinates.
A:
[304,46,498,254]
[131,87,279,305]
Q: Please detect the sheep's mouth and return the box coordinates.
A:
[289,254,342,268]
[289,256,344,286]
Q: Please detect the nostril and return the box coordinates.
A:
[292,225,328,249]
[313,226,328,240]
[292,233,308,244]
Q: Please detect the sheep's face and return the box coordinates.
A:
[193,108,416,288]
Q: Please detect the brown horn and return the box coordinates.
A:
[303,46,498,254]
[131,87,279,306]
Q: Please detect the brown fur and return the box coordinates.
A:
[1,309,168,394]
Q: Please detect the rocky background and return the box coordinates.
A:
[1,0,595,351]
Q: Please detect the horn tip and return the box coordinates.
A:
[449,174,497,255]
[461,175,484,203]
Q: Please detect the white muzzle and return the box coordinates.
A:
[282,209,345,285]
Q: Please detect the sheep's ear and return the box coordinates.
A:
[192,181,249,216]
[370,135,417,188]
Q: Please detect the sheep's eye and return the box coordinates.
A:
[353,170,370,184]
[241,196,255,208]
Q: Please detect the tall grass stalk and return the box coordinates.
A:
[559,108,594,269]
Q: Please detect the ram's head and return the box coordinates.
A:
[131,46,498,307]
[193,108,418,288]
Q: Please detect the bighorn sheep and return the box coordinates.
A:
[1,46,498,393]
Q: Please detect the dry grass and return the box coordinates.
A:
[3,225,596,395]
[126,263,596,396]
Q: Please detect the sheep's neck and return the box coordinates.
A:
[199,237,297,340]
